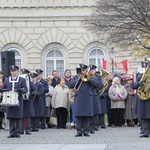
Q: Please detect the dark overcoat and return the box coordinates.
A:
[92,74,103,115]
[23,78,35,118]
[100,89,108,114]
[31,82,44,117]
[39,78,49,115]
[131,81,150,119]
[69,75,99,117]
[2,76,28,119]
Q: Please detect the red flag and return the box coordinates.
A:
[121,59,128,73]
[102,59,107,70]
[114,59,117,68]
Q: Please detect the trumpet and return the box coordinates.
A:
[74,67,91,91]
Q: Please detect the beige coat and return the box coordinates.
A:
[68,89,75,104]
[52,84,69,109]
[109,84,127,109]
[45,85,53,107]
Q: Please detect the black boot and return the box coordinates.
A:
[0,121,3,129]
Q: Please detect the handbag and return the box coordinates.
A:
[49,108,57,126]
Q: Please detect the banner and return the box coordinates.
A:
[114,59,117,68]
[102,59,107,70]
[121,59,128,73]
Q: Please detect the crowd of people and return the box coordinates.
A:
[0,63,149,138]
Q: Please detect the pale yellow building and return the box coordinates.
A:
[0,0,142,77]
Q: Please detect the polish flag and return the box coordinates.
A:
[114,59,117,68]
[121,59,128,73]
[102,59,107,70]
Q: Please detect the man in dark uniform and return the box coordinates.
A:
[1,65,28,138]
[30,73,44,132]
[36,69,49,129]
[69,64,99,137]
[20,68,34,135]
[131,73,150,138]
[89,65,103,133]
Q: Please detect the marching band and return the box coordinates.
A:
[0,63,149,138]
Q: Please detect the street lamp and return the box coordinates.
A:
[141,52,148,68]
[109,47,116,74]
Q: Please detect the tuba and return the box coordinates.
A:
[99,69,111,95]
[136,58,150,101]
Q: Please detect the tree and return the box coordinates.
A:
[85,0,150,50]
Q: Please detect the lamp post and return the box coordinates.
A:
[141,52,148,68]
[109,47,116,74]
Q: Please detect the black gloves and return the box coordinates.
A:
[15,88,22,93]
[138,82,144,86]
[0,89,7,92]
[31,91,38,96]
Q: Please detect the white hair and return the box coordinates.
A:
[112,77,120,85]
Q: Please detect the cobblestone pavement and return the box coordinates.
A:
[0,125,150,150]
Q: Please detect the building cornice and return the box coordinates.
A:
[0,0,96,8]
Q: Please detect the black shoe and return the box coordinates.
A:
[84,133,90,137]
[15,134,21,138]
[26,132,31,135]
[94,128,99,131]
[62,126,67,129]
[7,135,15,138]
[101,126,106,129]
[90,131,95,134]
[75,134,82,137]
[56,126,60,129]
[21,132,24,134]
[41,126,46,129]
[48,124,52,128]
[140,134,149,138]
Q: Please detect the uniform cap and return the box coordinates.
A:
[30,73,38,78]
[9,65,19,71]
[79,64,88,71]
[21,68,30,74]
[89,64,97,70]
[35,69,43,75]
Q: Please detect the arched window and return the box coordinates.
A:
[45,48,65,78]
[8,48,22,74]
[88,47,105,71]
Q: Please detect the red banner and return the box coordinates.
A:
[121,59,128,73]
[102,59,107,70]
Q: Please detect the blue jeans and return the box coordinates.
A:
[70,104,76,124]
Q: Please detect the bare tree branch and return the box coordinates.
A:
[84,0,150,50]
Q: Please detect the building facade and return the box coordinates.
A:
[0,0,142,77]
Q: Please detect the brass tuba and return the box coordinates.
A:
[99,69,111,95]
[136,58,150,101]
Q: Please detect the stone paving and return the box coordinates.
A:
[0,125,150,150]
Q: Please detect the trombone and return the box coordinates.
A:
[74,67,91,91]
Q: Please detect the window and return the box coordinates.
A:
[45,48,65,78]
[88,47,105,71]
[8,48,22,74]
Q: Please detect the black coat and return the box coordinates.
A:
[131,82,150,119]
[38,78,49,115]
[31,82,44,117]
[2,76,28,119]
[23,78,35,118]
[92,74,103,115]
[69,75,99,117]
